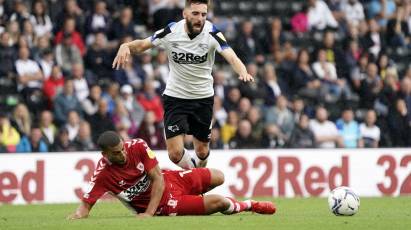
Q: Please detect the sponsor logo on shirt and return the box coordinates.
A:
[117,174,150,201]
[171,51,208,64]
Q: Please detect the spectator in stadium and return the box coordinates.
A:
[55,17,86,56]
[30,0,52,38]
[229,119,260,149]
[43,65,65,105]
[291,5,309,34]
[367,0,396,27]
[101,82,120,115]
[213,96,227,128]
[233,20,265,64]
[39,110,57,146]
[223,87,241,112]
[341,0,365,27]
[73,121,96,151]
[261,123,286,148]
[135,111,165,150]
[237,97,252,120]
[268,17,286,53]
[16,125,48,153]
[55,0,84,34]
[336,108,362,148]
[37,48,54,79]
[213,70,228,101]
[359,62,383,109]
[113,55,145,89]
[11,103,31,137]
[359,109,381,148]
[71,63,89,101]
[9,0,30,29]
[0,32,16,81]
[261,63,285,106]
[388,98,411,146]
[239,63,266,103]
[67,131,275,219]
[221,110,239,145]
[350,53,369,91]
[290,49,323,102]
[85,32,113,79]
[153,49,169,85]
[15,46,44,100]
[386,5,410,48]
[307,0,338,31]
[291,97,308,123]
[51,127,77,152]
[264,95,294,139]
[53,79,83,125]
[362,19,385,59]
[0,113,21,153]
[81,84,102,119]
[247,106,264,143]
[112,99,137,136]
[312,49,347,102]
[6,21,20,46]
[119,84,145,128]
[399,78,411,121]
[89,99,115,143]
[84,0,110,42]
[309,106,343,148]
[209,127,224,149]
[55,32,83,75]
[288,114,316,148]
[137,79,164,123]
[65,110,81,141]
[109,6,136,42]
[21,20,37,48]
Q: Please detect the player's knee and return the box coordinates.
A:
[168,149,184,163]
[209,169,224,186]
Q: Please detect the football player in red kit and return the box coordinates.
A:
[67,131,275,219]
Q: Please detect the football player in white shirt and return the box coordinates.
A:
[113,0,253,169]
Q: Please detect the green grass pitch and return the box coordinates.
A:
[1,197,410,230]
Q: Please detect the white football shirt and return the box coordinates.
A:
[150,19,230,99]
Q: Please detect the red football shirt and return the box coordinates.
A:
[82,139,167,213]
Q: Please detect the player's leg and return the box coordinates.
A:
[163,95,195,169]
[192,138,210,167]
[166,134,195,169]
[190,96,214,167]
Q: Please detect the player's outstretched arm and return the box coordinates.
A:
[220,48,254,83]
[67,201,93,220]
[138,165,165,218]
[112,37,154,70]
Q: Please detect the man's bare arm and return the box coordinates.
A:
[220,48,254,82]
[67,201,93,220]
[139,165,165,217]
[112,37,154,70]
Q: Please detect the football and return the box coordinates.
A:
[328,186,360,216]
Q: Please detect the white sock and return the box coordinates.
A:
[221,198,235,215]
[191,151,209,168]
[176,150,195,169]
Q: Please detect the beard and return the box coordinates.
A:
[186,19,204,35]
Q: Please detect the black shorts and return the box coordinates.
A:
[163,94,213,142]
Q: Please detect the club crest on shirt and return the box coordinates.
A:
[137,162,144,173]
[199,43,208,52]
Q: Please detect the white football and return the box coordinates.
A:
[328,186,360,216]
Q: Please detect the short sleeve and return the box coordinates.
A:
[209,25,230,53]
[82,160,108,205]
[150,22,174,47]
[134,139,159,172]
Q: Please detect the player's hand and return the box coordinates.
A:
[112,44,131,70]
[137,213,153,218]
[66,213,85,220]
[238,73,254,83]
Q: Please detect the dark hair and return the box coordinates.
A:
[185,0,209,7]
[97,131,121,150]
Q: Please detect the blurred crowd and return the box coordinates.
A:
[0,0,411,153]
